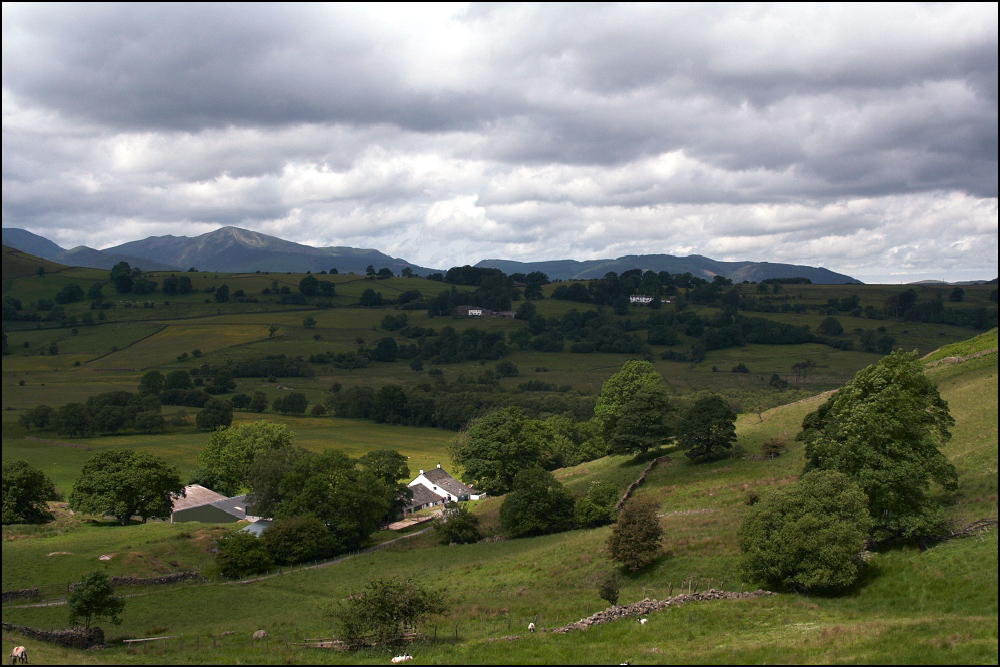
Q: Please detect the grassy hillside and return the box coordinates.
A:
[3,342,996,664]
[1,245,67,280]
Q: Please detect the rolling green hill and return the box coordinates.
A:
[2,334,996,664]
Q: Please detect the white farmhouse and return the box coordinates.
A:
[408,464,484,503]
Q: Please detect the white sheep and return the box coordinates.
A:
[638,618,647,625]
[391,654,413,664]
[528,622,535,633]
[9,647,28,665]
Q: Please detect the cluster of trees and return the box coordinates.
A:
[194,422,411,574]
[2,459,59,525]
[449,361,738,499]
[882,288,997,328]
[326,377,594,431]
[511,308,650,355]
[492,465,663,572]
[739,351,959,592]
[110,261,158,295]
[19,391,166,437]
[551,269,713,309]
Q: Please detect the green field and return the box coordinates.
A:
[2,259,997,663]
[3,345,996,663]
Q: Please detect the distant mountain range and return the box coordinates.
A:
[1,226,437,276]
[476,254,862,284]
[3,225,864,284]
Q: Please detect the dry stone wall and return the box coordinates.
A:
[1,621,104,648]
[548,589,776,634]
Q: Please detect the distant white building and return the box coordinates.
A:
[629,295,654,304]
[408,464,484,503]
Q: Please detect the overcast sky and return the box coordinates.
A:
[3,3,997,282]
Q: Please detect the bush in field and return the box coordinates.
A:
[499,467,574,538]
[607,496,662,571]
[2,459,58,524]
[597,571,622,606]
[331,577,445,646]
[260,516,337,565]
[215,531,272,578]
[760,438,787,459]
[68,570,125,629]
[738,470,872,592]
[433,504,482,545]
[574,480,619,528]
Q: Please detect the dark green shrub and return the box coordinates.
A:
[499,467,574,538]
[607,496,662,571]
[215,531,272,578]
[433,504,482,545]
[738,470,872,592]
[260,516,337,565]
[574,481,619,528]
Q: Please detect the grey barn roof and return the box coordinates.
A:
[421,467,478,498]
[171,484,227,512]
[407,484,447,508]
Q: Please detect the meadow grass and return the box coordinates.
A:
[2,269,996,663]
[923,327,999,362]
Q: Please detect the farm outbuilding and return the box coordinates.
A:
[170,484,260,524]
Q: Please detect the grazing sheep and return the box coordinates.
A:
[391,654,413,663]
[252,630,267,641]
[9,647,27,665]
[528,622,535,633]
[638,618,647,625]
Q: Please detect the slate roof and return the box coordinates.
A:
[171,484,227,512]
[407,484,447,508]
[171,486,253,521]
[421,467,479,498]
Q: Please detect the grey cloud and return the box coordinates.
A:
[2,3,996,282]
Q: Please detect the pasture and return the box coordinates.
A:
[1,259,997,663]
[3,345,997,663]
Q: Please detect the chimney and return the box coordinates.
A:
[419,469,424,475]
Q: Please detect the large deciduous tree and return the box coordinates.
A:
[272,449,389,553]
[676,395,737,462]
[198,421,293,496]
[69,450,183,525]
[499,467,574,538]
[799,350,958,538]
[450,407,549,495]
[738,470,873,592]
[593,361,665,446]
[606,384,673,457]
[2,459,58,525]
[359,448,412,521]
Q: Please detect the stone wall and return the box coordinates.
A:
[1,622,105,649]
[0,587,39,603]
[548,589,776,634]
